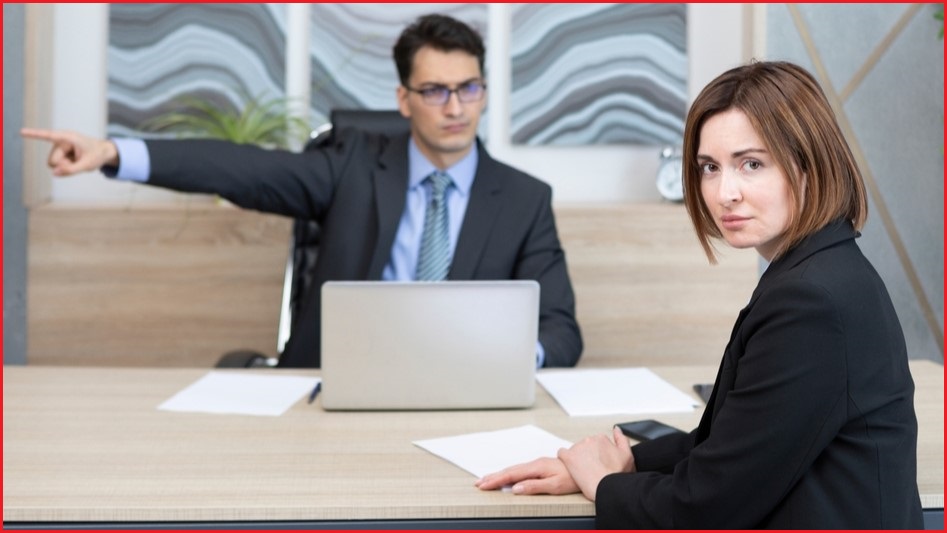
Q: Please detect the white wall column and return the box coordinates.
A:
[49,3,120,202]
[285,3,311,151]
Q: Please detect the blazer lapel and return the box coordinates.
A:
[696,219,858,442]
[367,133,410,279]
[449,142,502,280]
[718,220,855,349]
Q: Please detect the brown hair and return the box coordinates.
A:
[682,60,867,263]
[393,14,485,86]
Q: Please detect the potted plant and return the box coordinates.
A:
[141,90,311,150]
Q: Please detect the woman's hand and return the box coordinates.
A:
[476,426,635,501]
[558,426,635,501]
[475,456,580,495]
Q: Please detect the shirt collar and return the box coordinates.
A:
[408,137,478,197]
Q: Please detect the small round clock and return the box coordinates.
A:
[656,146,684,202]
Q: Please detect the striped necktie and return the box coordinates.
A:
[416,171,453,281]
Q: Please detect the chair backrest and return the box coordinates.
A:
[278,110,410,353]
[305,109,409,151]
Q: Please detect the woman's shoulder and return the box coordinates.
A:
[759,239,892,320]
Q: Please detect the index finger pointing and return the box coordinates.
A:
[20,128,64,142]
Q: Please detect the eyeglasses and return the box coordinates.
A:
[404,81,487,106]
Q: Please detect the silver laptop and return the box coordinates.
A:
[320,280,539,410]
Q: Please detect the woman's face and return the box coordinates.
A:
[697,109,794,261]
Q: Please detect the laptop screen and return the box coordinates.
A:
[320,280,539,410]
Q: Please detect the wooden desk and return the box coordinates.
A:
[3,361,942,529]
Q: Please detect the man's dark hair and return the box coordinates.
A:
[393,14,485,85]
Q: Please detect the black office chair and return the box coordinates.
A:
[216,109,410,368]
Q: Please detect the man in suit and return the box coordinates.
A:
[22,14,583,369]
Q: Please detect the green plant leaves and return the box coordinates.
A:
[936,7,943,39]
[140,91,311,149]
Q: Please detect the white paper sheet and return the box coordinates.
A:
[157,371,320,416]
[537,367,699,416]
[413,424,572,478]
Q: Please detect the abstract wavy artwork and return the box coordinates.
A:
[510,4,687,146]
[107,4,287,138]
[306,4,488,126]
[106,4,489,137]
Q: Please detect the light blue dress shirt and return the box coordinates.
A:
[108,137,545,367]
[382,139,475,282]
[110,138,150,182]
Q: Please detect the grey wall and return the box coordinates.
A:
[4,3,28,365]
[767,4,944,361]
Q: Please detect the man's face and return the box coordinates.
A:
[397,46,486,169]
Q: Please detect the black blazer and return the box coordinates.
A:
[144,130,582,368]
[596,220,922,529]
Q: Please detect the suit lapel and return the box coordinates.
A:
[717,221,854,352]
[696,220,858,443]
[367,133,410,279]
[449,143,503,280]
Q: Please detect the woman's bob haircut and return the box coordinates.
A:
[682,60,867,263]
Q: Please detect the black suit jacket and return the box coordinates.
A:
[596,220,922,529]
[144,130,582,368]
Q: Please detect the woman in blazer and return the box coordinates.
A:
[476,61,923,529]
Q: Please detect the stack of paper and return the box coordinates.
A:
[537,367,699,416]
[158,372,319,416]
[413,425,572,478]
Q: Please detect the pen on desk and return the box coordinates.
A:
[308,382,322,404]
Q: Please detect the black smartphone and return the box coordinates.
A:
[616,419,685,442]
[693,383,714,403]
